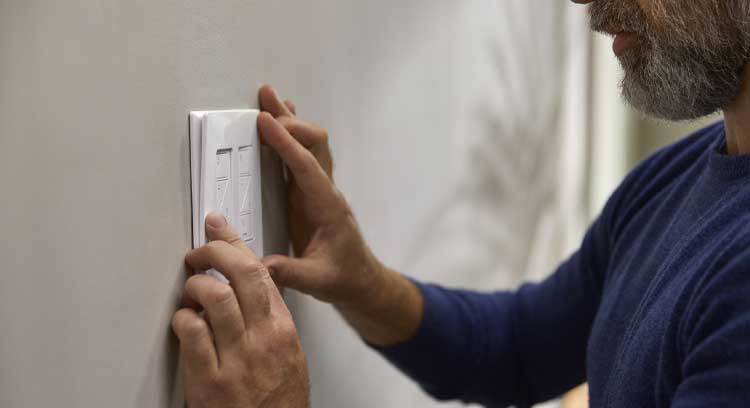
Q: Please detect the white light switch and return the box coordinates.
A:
[189,110,264,282]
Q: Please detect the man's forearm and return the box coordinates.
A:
[335,263,424,347]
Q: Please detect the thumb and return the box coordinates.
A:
[262,254,320,293]
[204,212,254,255]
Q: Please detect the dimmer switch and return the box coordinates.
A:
[189,110,264,282]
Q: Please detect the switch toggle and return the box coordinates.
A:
[215,179,231,219]
[239,175,252,214]
[216,151,231,180]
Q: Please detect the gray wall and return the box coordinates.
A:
[0,1,313,406]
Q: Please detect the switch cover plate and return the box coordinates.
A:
[189,110,264,281]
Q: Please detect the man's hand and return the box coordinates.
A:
[172,213,309,408]
[256,85,423,346]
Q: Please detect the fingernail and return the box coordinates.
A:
[206,212,227,230]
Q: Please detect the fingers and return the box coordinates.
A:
[205,212,254,256]
[284,100,296,115]
[276,116,329,149]
[184,274,246,354]
[186,240,283,325]
[263,255,303,289]
[259,84,293,118]
[180,289,202,312]
[258,86,325,149]
[257,112,343,223]
[262,255,321,293]
[186,240,247,273]
[172,308,218,373]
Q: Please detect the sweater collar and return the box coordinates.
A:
[706,122,750,181]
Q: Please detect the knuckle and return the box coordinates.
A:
[205,240,229,253]
[277,320,299,343]
[172,310,207,338]
[207,283,235,305]
[215,227,243,244]
[205,371,225,390]
[239,259,268,278]
[268,320,300,350]
[333,189,354,215]
[334,189,347,204]
[301,151,319,171]
[184,319,209,338]
[244,246,260,260]
[185,274,208,294]
[226,232,244,245]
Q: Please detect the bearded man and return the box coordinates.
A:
[171,0,750,407]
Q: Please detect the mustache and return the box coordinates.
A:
[589,0,649,36]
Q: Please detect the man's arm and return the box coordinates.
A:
[255,85,611,406]
[370,214,609,406]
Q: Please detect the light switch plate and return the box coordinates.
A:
[189,110,264,281]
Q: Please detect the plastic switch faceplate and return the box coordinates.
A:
[190,110,264,281]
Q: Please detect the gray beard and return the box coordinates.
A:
[591,0,750,121]
[619,42,746,121]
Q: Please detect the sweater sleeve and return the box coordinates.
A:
[374,211,611,407]
[670,247,750,407]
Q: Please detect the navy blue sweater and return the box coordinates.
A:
[378,122,750,407]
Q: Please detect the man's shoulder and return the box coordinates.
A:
[600,121,724,236]
[631,121,723,181]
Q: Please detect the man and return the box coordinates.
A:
[171,0,750,406]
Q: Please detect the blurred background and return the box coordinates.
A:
[0,0,719,407]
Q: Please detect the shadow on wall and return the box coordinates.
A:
[404,0,570,288]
